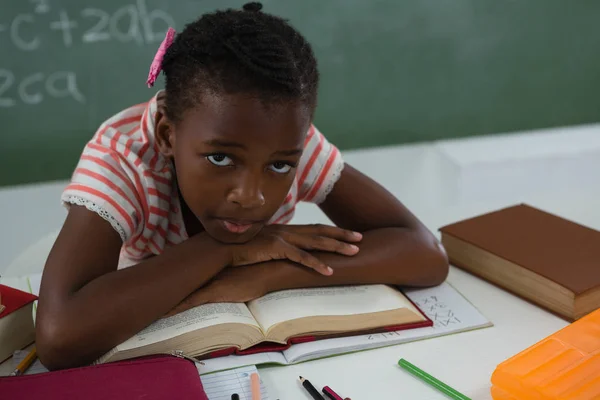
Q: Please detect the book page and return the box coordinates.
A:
[200,365,270,400]
[281,282,492,363]
[247,285,419,331]
[118,303,259,351]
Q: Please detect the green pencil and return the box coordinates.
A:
[398,358,471,400]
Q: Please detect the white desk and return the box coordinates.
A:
[2,126,599,399]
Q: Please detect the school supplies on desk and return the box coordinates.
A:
[398,358,471,400]
[11,349,47,375]
[322,385,350,400]
[0,355,208,400]
[250,372,261,400]
[96,285,432,364]
[10,347,37,376]
[199,282,492,374]
[200,365,270,400]
[299,376,325,400]
[0,285,37,362]
[440,204,600,320]
[491,308,600,399]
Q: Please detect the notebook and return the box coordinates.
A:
[439,203,600,320]
[200,365,270,400]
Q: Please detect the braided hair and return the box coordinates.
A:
[161,2,319,122]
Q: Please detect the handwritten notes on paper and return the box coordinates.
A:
[363,283,490,342]
[413,294,462,328]
[200,365,270,400]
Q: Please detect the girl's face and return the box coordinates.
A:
[166,93,310,244]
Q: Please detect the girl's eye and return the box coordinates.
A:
[269,162,292,174]
[206,154,233,167]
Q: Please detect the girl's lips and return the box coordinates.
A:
[221,220,254,234]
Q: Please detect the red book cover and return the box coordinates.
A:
[0,355,207,400]
[0,285,37,318]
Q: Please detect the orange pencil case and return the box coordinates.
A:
[491,308,600,399]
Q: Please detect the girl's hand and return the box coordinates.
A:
[228,224,362,276]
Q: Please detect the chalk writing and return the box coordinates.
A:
[10,14,40,51]
[0,69,85,108]
[30,0,50,14]
[0,0,174,107]
[110,5,144,45]
[81,9,111,43]
[50,10,78,48]
[1,0,175,50]
[0,70,17,107]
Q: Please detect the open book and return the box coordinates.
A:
[198,281,492,374]
[98,285,430,364]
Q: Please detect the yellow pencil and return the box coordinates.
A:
[10,347,37,376]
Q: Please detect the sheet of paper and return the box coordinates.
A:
[12,350,49,375]
[200,365,270,400]
[118,303,259,351]
[200,352,288,374]
[281,282,492,363]
[248,284,419,331]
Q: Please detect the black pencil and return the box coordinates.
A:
[299,376,325,400]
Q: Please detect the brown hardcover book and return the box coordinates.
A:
[439,204,600,321]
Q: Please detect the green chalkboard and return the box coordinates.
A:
[2,0,600,186]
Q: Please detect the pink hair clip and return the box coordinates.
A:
[147,27,176,88]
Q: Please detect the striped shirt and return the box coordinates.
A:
[62,91,344,267]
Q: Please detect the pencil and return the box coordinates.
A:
[299,376,325,400]
[322,385,346,400]
[250,372,261,400]
[398,358,471,400]
[10,347,37,376]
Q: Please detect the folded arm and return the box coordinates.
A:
[36,206,230,370]
[172,164,448,309]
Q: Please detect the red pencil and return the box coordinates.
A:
[322,386,350,400]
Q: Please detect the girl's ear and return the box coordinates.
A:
[155,106,176,158]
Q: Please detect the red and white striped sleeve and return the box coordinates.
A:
[296,125,345,204]
[61,132,143,242]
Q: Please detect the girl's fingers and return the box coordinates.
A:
[285,224,363,243]
[281,243,333,276]
[283,232,359,256]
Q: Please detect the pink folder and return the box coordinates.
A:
[0,355,208,400]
